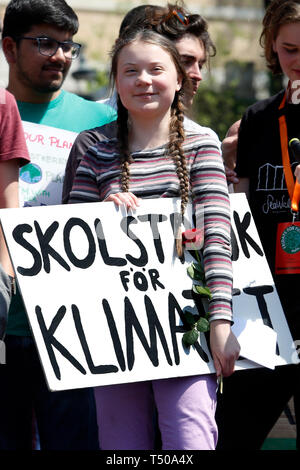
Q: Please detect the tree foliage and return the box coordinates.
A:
[190,83,256,141]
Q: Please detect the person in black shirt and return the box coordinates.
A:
[216,0,300,450]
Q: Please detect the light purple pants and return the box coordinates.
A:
[94,374,217,450]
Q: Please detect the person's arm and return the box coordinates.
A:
[209,320,240,378]
[294,165,300,184]
[68,145,102,204]
[0,159,19,276]
[191,136,240,377]
[62,131,99,204]
[222,119,241,185]
[62,122,117,204]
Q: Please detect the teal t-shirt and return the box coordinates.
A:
[17,89,116,132]
[7,90,116,336]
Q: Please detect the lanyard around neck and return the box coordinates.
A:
[278,93,300,214]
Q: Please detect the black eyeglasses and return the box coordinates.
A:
[17,36,81,60]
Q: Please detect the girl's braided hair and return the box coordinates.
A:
[110,28,190,257]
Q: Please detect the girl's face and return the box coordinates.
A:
[273,22,300,84]
[115,40,182,120]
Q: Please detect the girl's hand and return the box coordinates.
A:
[104,192,140,210]
[209,320,240,378]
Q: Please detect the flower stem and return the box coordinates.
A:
[218,374,223,394]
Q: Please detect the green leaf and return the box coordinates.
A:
[193,261,204,275]
[187,264,204,281]
[196,317,210,332]
[182,329,199,346]
[187,265,195,279]
[193,285,212,299]
[182,311,197,327]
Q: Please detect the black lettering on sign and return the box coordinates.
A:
[72,304,118,374]
[233,288,241,296]
[233,211,264,259]
[169,212,192,237]
[120,216,148,267]
[243,285,279,355]
[34,221,70,273]
[169,212,182,238]
[13,223,42,276]
[169,291,209,364]
[125,295,173,371]
[138,214,167,263]
[119,269,165,292]
[230,226,239,262]
[119,271,131,292]
[35,305,86,380]
[148,269,165,291]
[64,218,96,269]
[133,270,148,291]
[94,218,126,266]
[102,299,126,371]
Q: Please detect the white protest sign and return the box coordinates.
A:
[0,195,297,392]
[19,121,77,207]
[230,193,297,369]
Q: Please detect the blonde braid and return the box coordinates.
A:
[168,92,189,259]
[116,96,132,192]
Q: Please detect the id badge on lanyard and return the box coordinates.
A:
[275,93,300,274]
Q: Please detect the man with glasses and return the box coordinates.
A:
[0,0,115,450]
[1,0,115,131]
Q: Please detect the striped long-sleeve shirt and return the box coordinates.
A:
[69,133,233,322]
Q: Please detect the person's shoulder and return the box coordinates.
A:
[244,90,285,117]
[63,90,116,115]
[63,90,110,108]
[77,121,117,144]
[83,132,117,156]
[0,89,13,103]
[0,89,18,109]
[184,117,221,148]
[61,91,117,130]
[184,132,221,151]
[71,122,118,158]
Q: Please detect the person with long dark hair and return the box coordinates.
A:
[69,27,240,450]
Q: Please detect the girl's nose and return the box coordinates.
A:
[136,70,151,85]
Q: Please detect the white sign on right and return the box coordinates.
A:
[230,192,296,370]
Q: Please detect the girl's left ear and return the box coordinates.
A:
[272,40,277,53]
[176,75,183,92]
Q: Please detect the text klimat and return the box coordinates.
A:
[34,283,277,380]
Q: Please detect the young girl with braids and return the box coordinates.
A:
[69,28,240,450]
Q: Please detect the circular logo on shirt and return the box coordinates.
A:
[20,163,42,184]
[280,225,300,254]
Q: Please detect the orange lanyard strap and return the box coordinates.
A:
[278,93,300,214]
